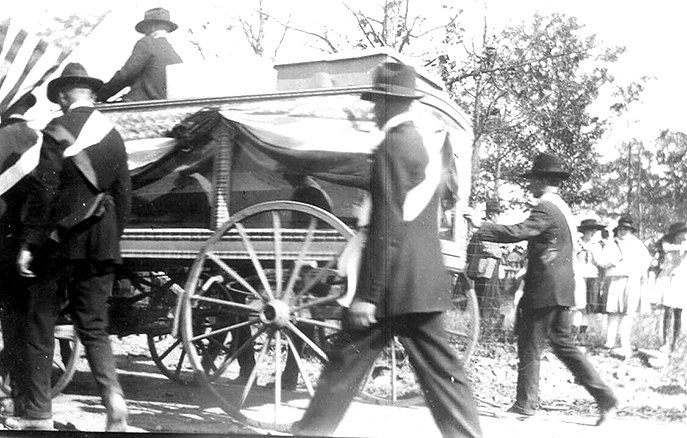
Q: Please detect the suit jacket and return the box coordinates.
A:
[356,119,450,317]
[478,199,575,309]
[21,106,131,261]
[0,116,38,261]
[97,35,182,102]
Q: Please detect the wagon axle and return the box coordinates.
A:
[259,300,292,327]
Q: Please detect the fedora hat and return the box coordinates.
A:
[47,63,103,103]
[135,7,178,34]
[667,222,687,237]
[614,215,636,233]
[578,218,606,232]
[520,152,570,180]
[361,62,423,101]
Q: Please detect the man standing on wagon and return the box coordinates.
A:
[292,62,483,438]
[8,63,131,431]
[464,152,618,425]
[97,7,182,102]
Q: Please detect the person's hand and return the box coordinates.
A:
[16,246,35,278]
[348,300,377,328]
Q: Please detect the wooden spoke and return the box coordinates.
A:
[190,294,258,312]
[292,257,340,301]
[274,330,282,420]
[188,318,259,343]
[173,346,188,378]
[157,337,183,361]
[272,211,283,299]
[283,218,317,300]
[234,223,275,300]
[284,332,315,396]
[292,293,342,313]
[293,316,341,332]
[206,252,265,302]
[214,324,269,377]
[241,330,273,407]
[286,321,328,362]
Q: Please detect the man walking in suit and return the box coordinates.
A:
[8,63,131,431]
[97,7,182,102]
[465,152,617,425]
[292,62,482,438]
[0,92,38,416]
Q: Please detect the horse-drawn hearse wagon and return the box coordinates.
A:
[3,49,479,429]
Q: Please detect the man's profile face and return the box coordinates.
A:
[370,95,388,128]
[528,177,546,198]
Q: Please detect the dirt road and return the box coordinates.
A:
[5,335,685,437]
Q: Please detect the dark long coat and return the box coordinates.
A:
[478,199,575,309]
[21,106,131,261]
[97,35,182,102]
[355,121,451,317]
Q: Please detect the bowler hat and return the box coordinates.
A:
[135,7,178,34]
[667,222,687,237]
[485,199,502,213]
[2,92,36,117]
[361,62,423,101]
[578,218,606,232]
[521,152,570,180]
[614,215,636,233]
[47,63,103,103]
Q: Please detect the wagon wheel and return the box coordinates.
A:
[180,201,353,430]
[137,271,200,385]
[359,273,479,406]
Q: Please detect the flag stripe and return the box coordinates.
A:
[0,39,49,110]
[0,28,28,91]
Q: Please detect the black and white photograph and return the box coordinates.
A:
[0,0,685,436]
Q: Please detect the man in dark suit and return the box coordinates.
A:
[8,63,131,431]
[0,92,38,416]
[465,152,617,425]
[292,62,482,438]
[97,7,182,102]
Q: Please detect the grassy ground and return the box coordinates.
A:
[469,308,687,423]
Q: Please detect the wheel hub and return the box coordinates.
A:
[259,300,291,327]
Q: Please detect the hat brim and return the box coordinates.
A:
[667,226,687,236]
[47,76,104,103]
[135,19,178,34]
[578,225,606,232]
[614,225,637,233]
[361,88,423,102]
[520,170,571,180]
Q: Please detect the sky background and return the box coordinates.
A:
[6,0,686,147]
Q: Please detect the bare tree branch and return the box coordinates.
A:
[256,9,339,53]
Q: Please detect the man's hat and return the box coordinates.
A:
[135,7,178,34]
[361,62,423,101]
[47,63,103,103]
[2,92,36,117]
[667,222,687,237]
[485,199,502,213]
[578,218,606,232]
[614,215,637,233]
[521,152,570,180]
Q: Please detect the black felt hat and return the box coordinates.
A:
[578,218,606,232]
[361,62,423,101]
[614,215,637,233]
[521,152,570,180]
[47,63,103,103]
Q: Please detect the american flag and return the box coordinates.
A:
[0,18,71,114]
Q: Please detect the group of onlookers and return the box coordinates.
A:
[570,216,685,357]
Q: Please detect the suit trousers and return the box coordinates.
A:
[22,259,123,419]
[293,312,483,438]
[0,262,28,410]
[514,306,617,412]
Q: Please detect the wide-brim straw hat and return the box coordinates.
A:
[520,152,570,180]
[135,7,178,34]
[361,62,423,101]
[47,62,103,103]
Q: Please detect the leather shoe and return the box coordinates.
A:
[0,398,13,417]
[506,404,535,417]
[104,392,128,432]
[4,416,54,430]
[596,404,617,426]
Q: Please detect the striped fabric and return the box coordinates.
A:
[0,18,70,113]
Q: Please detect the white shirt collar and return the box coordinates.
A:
[68,100,95,111]
[150,30,168,39]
